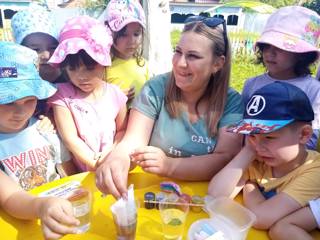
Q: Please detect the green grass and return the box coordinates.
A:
[170,30,265,92]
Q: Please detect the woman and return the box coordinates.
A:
[96,16,244,198]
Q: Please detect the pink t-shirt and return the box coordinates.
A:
[48,82,127,171]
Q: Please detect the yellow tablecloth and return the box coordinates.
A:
[1,171,319,239]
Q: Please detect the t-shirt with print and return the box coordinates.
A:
[244,150,320,206]
[48,82,127,172]
[242,73,320,150]
[132,73,244,157]
[0,117,71,190]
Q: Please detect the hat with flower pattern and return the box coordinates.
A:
[106,0,146,32]
[49,15,113,67]
[11,4,58,44]
[256,6,320,54]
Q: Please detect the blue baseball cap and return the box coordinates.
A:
[0,42,57,104]
[228,81,314,134]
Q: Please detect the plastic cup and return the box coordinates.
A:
[202,197,256,240]
[159,196,189,240]
[67,187,92,234]
[112,201,139,240]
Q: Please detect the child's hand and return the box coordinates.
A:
[37,197,79,240]
[37,115,56,134]
[130,146,171,176]
[123,86,135,102]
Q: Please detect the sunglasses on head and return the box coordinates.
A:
[184,15,228,56]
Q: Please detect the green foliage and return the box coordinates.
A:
[170,30,181,49]
[83,0,110,11]
[303,0,320,14]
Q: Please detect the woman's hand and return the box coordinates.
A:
[130,146,172,177]
[95,155,131,199]
[36,197,79,240]
[37,115,55,134]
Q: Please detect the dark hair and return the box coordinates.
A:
[111,25,145,67]
[60,50,98,70]
[256,43,318,77]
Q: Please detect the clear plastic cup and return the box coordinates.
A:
[159,196,189,240]
[199,197,256,240]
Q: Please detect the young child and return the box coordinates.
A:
[0,42,75,191]
[241,6,320,150]
[104,0,149,103]
[0,170,79,239]
[208,82,320,233]
[11,4,64,84]
[48,16,128,172]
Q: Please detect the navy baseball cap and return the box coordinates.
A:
[0,41,57,104]
[228,81,314,134]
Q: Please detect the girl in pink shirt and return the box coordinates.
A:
[48,16,127,172]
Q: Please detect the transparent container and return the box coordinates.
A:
[188,197,256,240]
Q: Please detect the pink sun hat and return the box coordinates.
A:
[49,15,113,67]
[105,0,146,32]
[256,6,320,54]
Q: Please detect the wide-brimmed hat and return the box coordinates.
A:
[11,4,58,44]
[49,15,113,67]
[105,0,146,32]
[256,6,320,54]
[227,82,314,134]
[0,42,57,104]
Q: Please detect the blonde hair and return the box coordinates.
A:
[165,21,231,137]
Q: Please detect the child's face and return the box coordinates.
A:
[0,96,37,133]
[65,62,104,93]
[22,33,61,83]
[114,22,143,59]
[262,44,298,79]
[248,125,303,168]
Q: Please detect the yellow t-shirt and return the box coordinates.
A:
[106,57,149,94]
[245,150,320,206]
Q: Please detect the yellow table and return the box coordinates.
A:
[1,171,319,239]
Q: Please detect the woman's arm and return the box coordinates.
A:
[53,105,97,169]
[96,109,155,198]
[133,127,244,181]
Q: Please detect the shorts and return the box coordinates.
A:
[309,198,320,228]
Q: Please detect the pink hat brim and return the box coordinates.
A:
[49,38,112,67]
[109,18,145,32]
[256,31,320,54]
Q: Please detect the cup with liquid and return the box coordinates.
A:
[159,195,189,240]
[67,187,92,233]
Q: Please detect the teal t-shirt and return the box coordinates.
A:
[132,73,244,158]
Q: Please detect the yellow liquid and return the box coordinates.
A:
[161,209,186,240]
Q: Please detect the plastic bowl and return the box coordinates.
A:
[203,197,256,240]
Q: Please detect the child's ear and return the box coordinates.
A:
[299,124,313,144]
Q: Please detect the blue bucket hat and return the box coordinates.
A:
[227,82,314,134]
[11,4,58,44]
[0,42,57,104]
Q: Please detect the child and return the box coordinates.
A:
[0,42,76,190]
[48,16,128,172]
[11,4,64,84]
[104,0,149,103]
[0,170,79,239]
[208,82,320,233]
[241,6,320,150]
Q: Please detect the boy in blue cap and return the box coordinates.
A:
[0,42,78,238]
[0,42,76,190]
[208,82,320,233]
